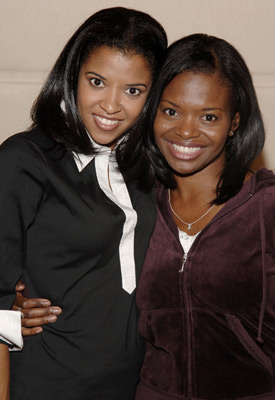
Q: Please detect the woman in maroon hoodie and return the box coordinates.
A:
[134,34,274,399]
[17,34,275,399]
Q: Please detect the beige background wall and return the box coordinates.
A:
[1,0,275,169]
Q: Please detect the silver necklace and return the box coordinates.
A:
[168,189,215,231]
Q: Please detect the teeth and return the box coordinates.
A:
[95,115,119,126]
[172,144,201,154]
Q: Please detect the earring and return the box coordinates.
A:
[229,130,234,137]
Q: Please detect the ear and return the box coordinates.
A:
[230,112,240,133]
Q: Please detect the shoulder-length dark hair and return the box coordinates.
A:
[145,33,265,203]
[30,7,167,178]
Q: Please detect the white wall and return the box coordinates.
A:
[1,0,275,168]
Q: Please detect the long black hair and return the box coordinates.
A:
[145,33,265,203]
[30,7,167,187]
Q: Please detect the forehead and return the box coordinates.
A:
[80,46,152,82]
[162,71,231,107]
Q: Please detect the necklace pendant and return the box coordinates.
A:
[168,189,216,232]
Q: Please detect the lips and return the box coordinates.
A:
[94,115,122,131]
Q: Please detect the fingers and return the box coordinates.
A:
[21,298,52,309]
[22,313,59,328]
[13,289,52,311]
[21,306,62,337]
[15,281,25,291]
[22,306,62,321]
[13,295,52,310]
[12,283,63,337]
[12,292,24,311]
[22,326,43,337]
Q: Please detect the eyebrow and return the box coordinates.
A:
[85,71,106,80]
[160,100,223,111]
[85,71,148,88]
[202,107,224,111]
[159,100,179,108]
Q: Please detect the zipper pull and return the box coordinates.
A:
[179,253,187,273]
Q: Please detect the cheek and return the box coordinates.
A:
[77,83,95,110]
[77,103,87,123]
[76,92,86,115]
[202,122,229,142]
[153,117,163,138]
[154,132,165,155]
[77,101,83,119]
[154,118,170,142]
[126,100,146,120]
[211,129,230,148]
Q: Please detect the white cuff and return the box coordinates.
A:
[0,310,23,350]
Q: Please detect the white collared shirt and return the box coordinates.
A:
[73,136,137,294]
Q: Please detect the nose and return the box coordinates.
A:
[176,116,199,139]
[100,89,121,115]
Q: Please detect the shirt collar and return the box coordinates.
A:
[73,133,113,172]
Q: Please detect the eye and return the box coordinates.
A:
[125,87,141,96]
[163,108,179,117]
[90,78,105,88]
[202,114,218,122]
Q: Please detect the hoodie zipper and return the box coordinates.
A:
[181,253,193,399]
[179,253,188,273]
[178,192,254,399]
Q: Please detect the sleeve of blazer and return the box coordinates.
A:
[0,133,45,346]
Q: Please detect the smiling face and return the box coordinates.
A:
[77,46,152,148]
[154,71,240,177]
